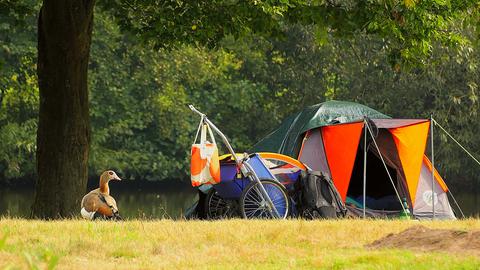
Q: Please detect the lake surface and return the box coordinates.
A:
[0,182,198,219]
[0,184,478,219]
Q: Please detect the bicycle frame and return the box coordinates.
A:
[189,105,281,218]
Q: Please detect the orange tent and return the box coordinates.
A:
[254,102,455,219]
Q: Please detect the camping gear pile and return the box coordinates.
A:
[189,101,468,220]
[188,105,345,219]
[189,105,291,219]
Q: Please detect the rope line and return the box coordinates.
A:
[448,190,466,219]
[431,118,475,219]
[432,118,480,167]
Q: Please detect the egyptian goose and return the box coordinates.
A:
[80,170,122,220]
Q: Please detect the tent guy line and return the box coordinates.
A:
[431,117,479,219]
[432,118,480,167]
[448,189,466,218]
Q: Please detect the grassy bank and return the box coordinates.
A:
[0,219,479,269]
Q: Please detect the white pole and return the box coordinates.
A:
[363,118,367,218]
[431,116,435,220]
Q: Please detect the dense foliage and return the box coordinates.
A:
[0,3,479,187]
[0,0,38,180]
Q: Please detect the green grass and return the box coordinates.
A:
[0,218,479,269]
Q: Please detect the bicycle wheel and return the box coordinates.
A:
[205,189,234,219]
[240,179,289,219]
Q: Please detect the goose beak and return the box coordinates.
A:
[115,176,122,181]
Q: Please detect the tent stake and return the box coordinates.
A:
[365,121,407,215]
[431,116,435,220]
[363,118,367,218]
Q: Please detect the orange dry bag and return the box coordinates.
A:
[190,121,220,187]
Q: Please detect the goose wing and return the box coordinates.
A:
[102,194,119,212]
[81,191,114,216]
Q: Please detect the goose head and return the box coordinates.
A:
[99,170,121,193]
[103,170,122,181]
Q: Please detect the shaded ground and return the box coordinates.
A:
[368,225,480,256]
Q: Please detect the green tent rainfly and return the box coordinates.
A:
[252,100,390,156]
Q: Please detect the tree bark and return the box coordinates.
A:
[32,0,95,219]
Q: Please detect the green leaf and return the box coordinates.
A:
[404,0,417,8]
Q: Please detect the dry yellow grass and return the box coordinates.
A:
[0,218,479,269]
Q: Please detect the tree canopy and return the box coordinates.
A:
[102,0,480,65]
[1,2,479,190]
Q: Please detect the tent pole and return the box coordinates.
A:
[431,116,435,220]
[363,118,367,218]
[365,121,407,215]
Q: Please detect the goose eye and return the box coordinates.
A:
[108,172,113,175]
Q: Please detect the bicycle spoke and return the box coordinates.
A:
[241,180,289,219]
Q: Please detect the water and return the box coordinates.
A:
[0,185,478,219]
[0,183,198,219]
[453,193,479,218]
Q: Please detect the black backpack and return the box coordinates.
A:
[294,170,347,219]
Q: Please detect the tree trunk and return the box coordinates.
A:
[32,0,95,219]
